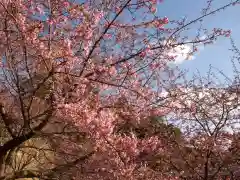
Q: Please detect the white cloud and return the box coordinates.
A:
[167,44,195,65]
[165,35,206,65]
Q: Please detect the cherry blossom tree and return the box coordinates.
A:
[161,41,240,180]
[0,0,239,179]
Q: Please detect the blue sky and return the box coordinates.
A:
[60,0,240,81]
[157,0,240,79]
[3,0,238,81]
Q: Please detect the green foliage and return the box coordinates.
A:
[149,116,166,124]
[19,73,53,99]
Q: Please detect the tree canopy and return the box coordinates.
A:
[0,0,240,180]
